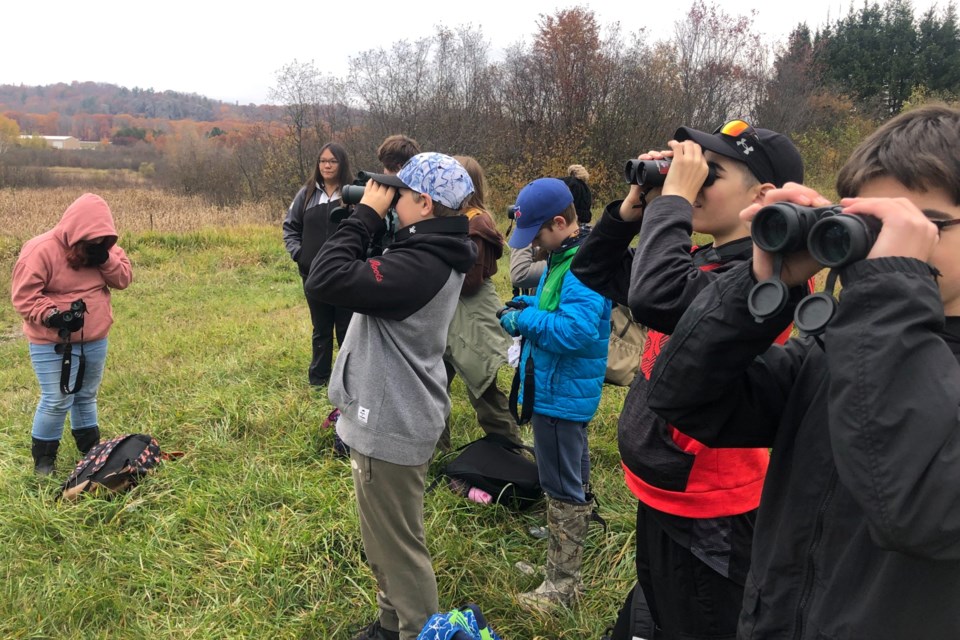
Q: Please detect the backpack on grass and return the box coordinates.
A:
[58,433,182,501]
[417,603,503,640]
[435,433,543,510]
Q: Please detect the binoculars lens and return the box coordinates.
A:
[341,184,366,206]
[807,215,881,268]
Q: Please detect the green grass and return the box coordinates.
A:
[0,225,638,639]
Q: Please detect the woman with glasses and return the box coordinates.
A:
[283,143,354,387]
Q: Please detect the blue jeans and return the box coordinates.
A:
[531,412,591,504]
[29,338,108,441]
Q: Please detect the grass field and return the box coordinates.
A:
[0,188,639,639]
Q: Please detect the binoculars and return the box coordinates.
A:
[751,202,882,268]
[341,174,401,210]
[623,158,718,189]
[748,203,884,336]
[56,299,86,341]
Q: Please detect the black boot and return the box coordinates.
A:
[31,438,60,476]
[72,426,101,456]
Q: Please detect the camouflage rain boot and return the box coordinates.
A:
[518,496,592,610]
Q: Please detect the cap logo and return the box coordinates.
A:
[737,139,755,155]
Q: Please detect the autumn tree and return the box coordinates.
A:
[269,59,327,184]
[0,114,20,155]
[671,1,769,129]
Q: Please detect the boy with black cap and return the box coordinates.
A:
[499,177,612,610]
[571,120,803,639]
[306,152,477,640]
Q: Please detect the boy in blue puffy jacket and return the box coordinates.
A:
[499,177,612,609]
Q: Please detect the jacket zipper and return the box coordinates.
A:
[793,468,838,640]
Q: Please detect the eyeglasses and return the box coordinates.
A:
[319,159,339,166]
[931,218,960,233]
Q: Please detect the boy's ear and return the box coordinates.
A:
[753,183,776,204]
[553,215,568,229]
[420,193,435,217]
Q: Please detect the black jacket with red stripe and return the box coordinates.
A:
[572,196,783,517]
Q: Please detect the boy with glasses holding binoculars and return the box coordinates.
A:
[646,104,960,639]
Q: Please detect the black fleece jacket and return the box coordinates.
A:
[305,204,477,320]
[647,257,960,639]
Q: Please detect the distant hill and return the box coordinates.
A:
[0,81,283,123]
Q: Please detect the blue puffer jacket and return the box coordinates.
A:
[515,251,611,422]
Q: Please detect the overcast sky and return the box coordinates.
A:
[3,0,948,106]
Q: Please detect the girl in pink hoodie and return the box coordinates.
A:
[11,193,132,475]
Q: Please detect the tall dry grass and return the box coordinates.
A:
[0,187,280,243]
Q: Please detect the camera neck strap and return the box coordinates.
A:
[55,329,85,395]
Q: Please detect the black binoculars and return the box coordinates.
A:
[751,202,882,268]
[341,177,401,210]
[56,299,86,340]
[623,158,718,189]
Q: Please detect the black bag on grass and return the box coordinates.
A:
[438,433,543,510]
[58,433,181,501]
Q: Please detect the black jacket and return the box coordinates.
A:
[647,257,960,639]
[283,185,347,277]
[571,199,768,522]
[305,204,477,320]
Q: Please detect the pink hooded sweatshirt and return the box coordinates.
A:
[11,193,133,344]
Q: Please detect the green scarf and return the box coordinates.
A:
[538,245,579,312]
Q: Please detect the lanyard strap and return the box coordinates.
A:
[56,328,86,395]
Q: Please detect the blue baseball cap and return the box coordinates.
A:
[365,152,474,210]
[508,178,574,249]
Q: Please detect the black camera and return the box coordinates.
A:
[752,203,881,267]
[624,158,717,189]
[507,205,519,220]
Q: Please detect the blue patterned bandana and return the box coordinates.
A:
[397,152,474,209]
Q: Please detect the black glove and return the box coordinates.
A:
[496,299,528,319]
[85,242,110,266]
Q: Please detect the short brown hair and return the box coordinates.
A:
[538,203,577,232]
[377,134,421,173]
[837,104,960,203]
[411,192,462,218]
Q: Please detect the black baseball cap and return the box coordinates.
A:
[674,119,804,187]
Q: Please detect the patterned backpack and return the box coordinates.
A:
[58,433,182,501]
[417,604,502,640]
